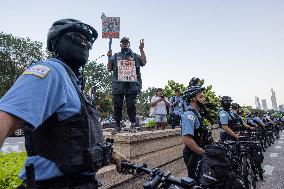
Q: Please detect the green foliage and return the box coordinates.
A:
[83,61,113,117]
[203,85,221,125]
[0,152,26,189]
[163,80,186,98]
[0,32,45,97]
[146,119,156,128]
[136,87,156,117]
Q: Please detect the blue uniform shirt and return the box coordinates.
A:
[218,109,231,125]
[180,105,201,136]
[253,116,264,125]
[0,58,81,181]
[169,96,185,116]
[246,117,256,126]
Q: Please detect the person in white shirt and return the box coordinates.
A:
[150,88,170,129]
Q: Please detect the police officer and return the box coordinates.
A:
[252,112,266,127]
[181,83,209,181]
[218,96,239,141]
[0,19,124,189]
[169,89,185,129]
[231,103,254,131]
[107,37,147,132]
[246,112,259,127]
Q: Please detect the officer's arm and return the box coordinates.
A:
[222,125,239,139]
[0,111,24,148]
[243,122,254,130]
[182,135,205,155]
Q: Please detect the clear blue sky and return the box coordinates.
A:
[1,0,284,108]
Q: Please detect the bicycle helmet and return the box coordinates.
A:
[47,19,98,52]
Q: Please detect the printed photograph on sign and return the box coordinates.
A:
[117,60,137,82]
[102,17,120,38]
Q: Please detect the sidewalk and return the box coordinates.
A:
[257,130,284,189]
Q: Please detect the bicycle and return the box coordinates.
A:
[121,160,202,189]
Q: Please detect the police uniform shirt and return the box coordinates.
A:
[169,96,184,116]
[253,116,264,125]
[218,108,231,133]
[0,58,81,181]
[109,51,144,94]
[219,108,231,125]
[180,105,201,136]
[246,117,256,126]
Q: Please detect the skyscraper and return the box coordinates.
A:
[271,89,278,111]
[261,99,268,111]
[279,105,284,112]
[255,96,261,109]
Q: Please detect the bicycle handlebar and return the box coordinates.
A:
[121,160,198,189]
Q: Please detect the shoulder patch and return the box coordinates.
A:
[188,114,195,121]
[23,65,51,78]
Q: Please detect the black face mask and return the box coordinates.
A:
[55,34,89,72]
[222,101,231,111]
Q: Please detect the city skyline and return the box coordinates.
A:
[1,0,284,107]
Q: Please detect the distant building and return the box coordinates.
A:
[255,96,261,109]
[271,89,278,111]
[279,105,284,112]
[261,99,268,111]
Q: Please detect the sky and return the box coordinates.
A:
[1,0,284,108]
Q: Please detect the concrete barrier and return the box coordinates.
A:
[97,128,187,189]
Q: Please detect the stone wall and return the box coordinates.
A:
[96,129,187,189]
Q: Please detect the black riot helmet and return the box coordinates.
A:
[220,96,233,110]
[47,19,98,52]
[183,85,205,102]
[231,103,241,110]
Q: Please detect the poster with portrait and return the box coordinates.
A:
[102,17,120,38]
[117,60,137,82]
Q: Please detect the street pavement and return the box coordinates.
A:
[1,136,25,153]
[257,130,284,189]
[1,132,284,188]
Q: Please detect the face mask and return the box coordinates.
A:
[196,98,206,109]
[55,34,89,72]
[222,101,231,110]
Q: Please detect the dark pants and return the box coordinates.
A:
[170,113,180,129]
[183,147,201,182]
[113,94,137,125]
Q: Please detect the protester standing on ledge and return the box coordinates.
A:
[107,37,147,132]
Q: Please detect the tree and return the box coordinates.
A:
[162,78,221,126]
[0,32,45,97]
[163,80,186,98]
[136,87,156,117]
[83,61,113,117]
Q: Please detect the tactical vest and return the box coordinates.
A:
[24,62,107,175]
[187,108,210,149]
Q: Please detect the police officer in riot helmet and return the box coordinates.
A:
[0,18,124,189]
[231,103,254,131]
[218,96,240,141]
[181,78,210,181]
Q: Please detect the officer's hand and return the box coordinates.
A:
[139,39,144,50]
[107,50,112,56]
[111,150,128,173]
[235,133,240,140]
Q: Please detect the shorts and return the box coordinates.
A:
[155,114,167,123]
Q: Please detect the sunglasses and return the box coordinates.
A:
[64,32,92,49]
